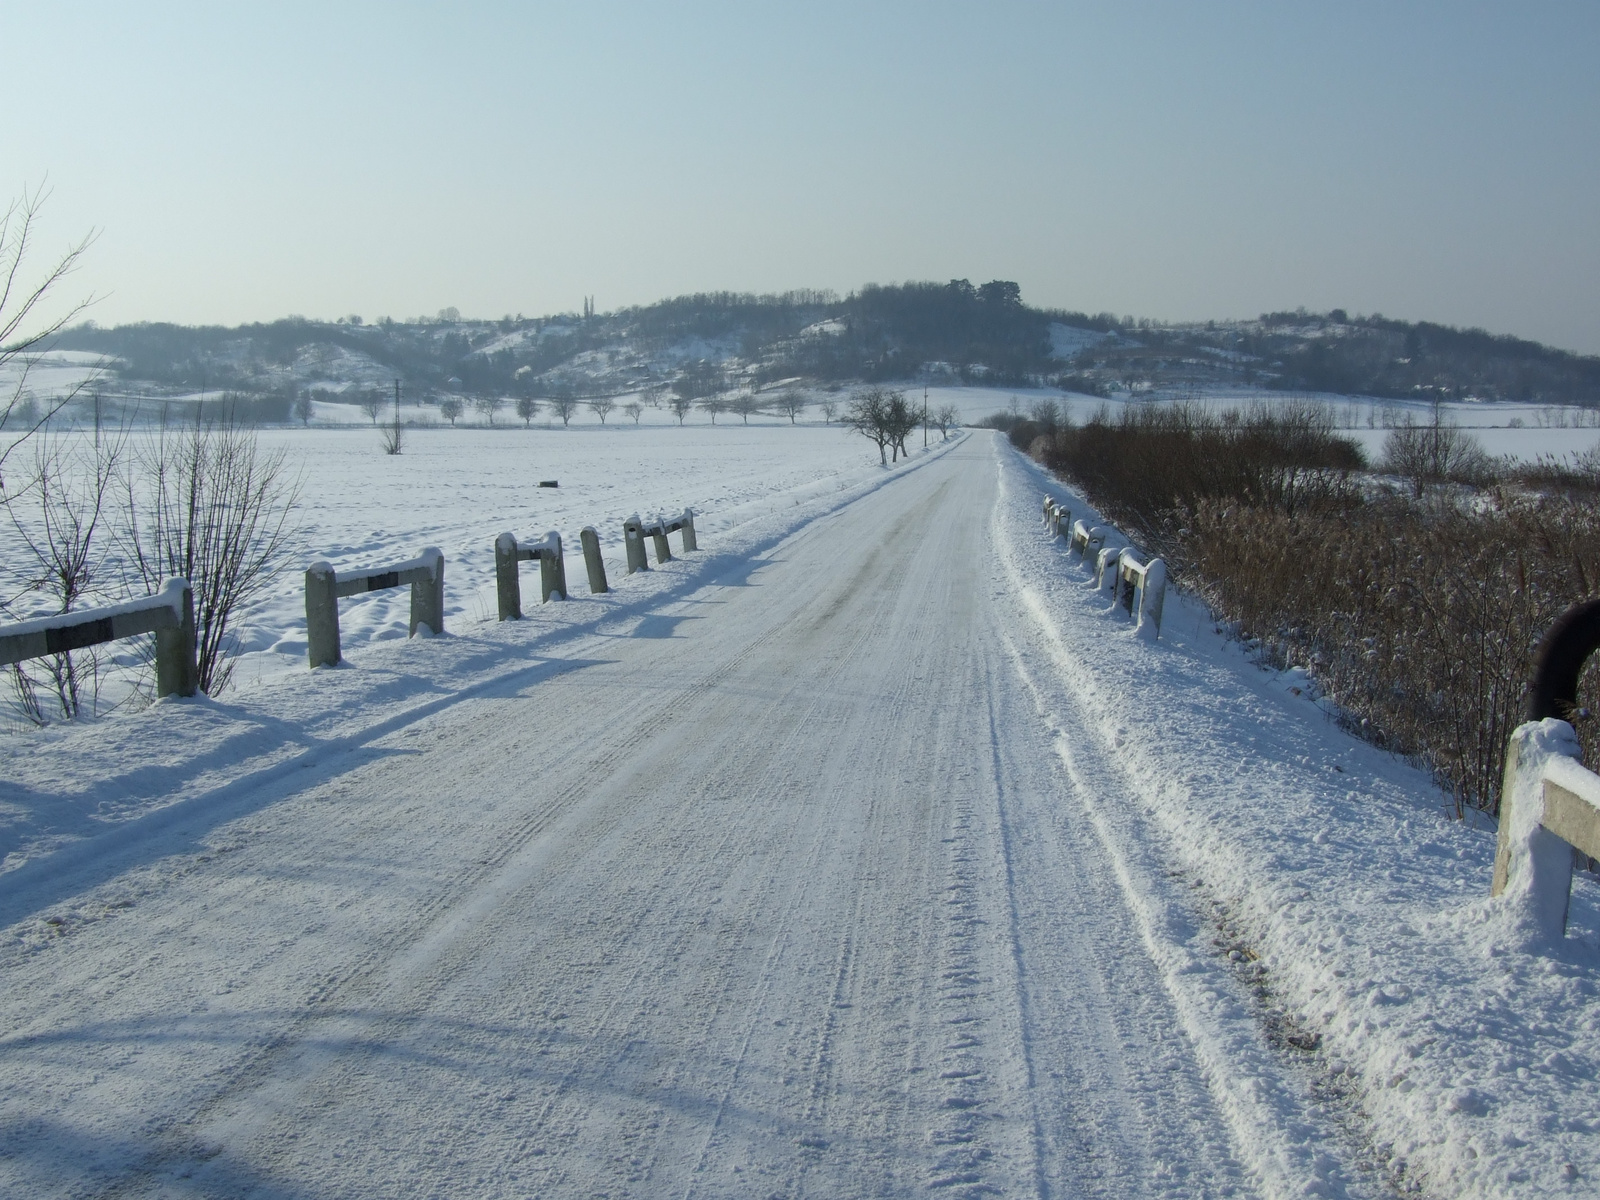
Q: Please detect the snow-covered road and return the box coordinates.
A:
[4,437,1377,1197]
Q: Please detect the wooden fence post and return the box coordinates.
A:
[411,548,445,636]
[581,526,608,593]
[154,579,199,697]
[495,533,523,620]
[306,562,341,668]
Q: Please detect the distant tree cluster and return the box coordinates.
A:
[845,387,920,463]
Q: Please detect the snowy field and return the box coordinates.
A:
[4,381,1598,719]
[0,419,911,702]
[0,429,1595,1196]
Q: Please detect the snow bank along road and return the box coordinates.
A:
[6,435,1413,1198]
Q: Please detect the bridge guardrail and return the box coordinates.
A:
[0,578,197,698]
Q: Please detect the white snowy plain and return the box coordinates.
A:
[0,427,1596,1198]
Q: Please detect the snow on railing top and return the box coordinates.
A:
[496,532,561,561]
[1541,752,1600,820]
[0,577,190,641]
[0,577,198,696]
[320,547,442,587]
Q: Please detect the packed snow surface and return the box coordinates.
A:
[0,430,1597,1197]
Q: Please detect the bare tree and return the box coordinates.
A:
[776,386,808,424]
[549,391,579,426]
[728,391,761,424]
[515,395,539,426]
[589,396,616,424]
[700,393,727,424]
[845,387,896,464]
[439,396,463,427]
[819,398,839,424]
[935,403,959,439]
[380,384,404,454]
[669,394,693,425]
[0,185,102,489]
[359,390,384,424]
[292,391,314,426]
[643,382,668,409]
[121,412,301,695]
[623,400,644,425]
[473,393,504,426]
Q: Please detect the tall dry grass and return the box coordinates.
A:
[1039,404,1600,816]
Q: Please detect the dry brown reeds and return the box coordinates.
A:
[1036,403,1600,816]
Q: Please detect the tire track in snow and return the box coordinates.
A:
[83,584,814,1197]
[989,447,1378,1199]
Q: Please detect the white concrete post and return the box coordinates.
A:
[1492,719,1584,939]
[1134,559,1166,639]
[495,533,523,620]
[624,517,649,574]
[680,509,698,552]
[651,523,672,565]
[305,562,341,668]
[154,579,199,697]
[1096,546,1122,593]
[581,526,608,593]
[539,532,567,602]
[411,548,445,636]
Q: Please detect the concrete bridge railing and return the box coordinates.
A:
[495,532,569,619]
[0,578,198,698]
[624,509,696,570]
[305,548,444,668]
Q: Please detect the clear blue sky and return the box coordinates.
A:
[5,2,1597,351]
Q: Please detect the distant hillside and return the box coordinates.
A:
[52,285,1600,410]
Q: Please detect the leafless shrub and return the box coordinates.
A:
[3,427,126,722]
[121,412,301,695]
[1041,400,1364,542]
[1382,407,1495,496]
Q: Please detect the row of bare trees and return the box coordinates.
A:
[349,383,849,430]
